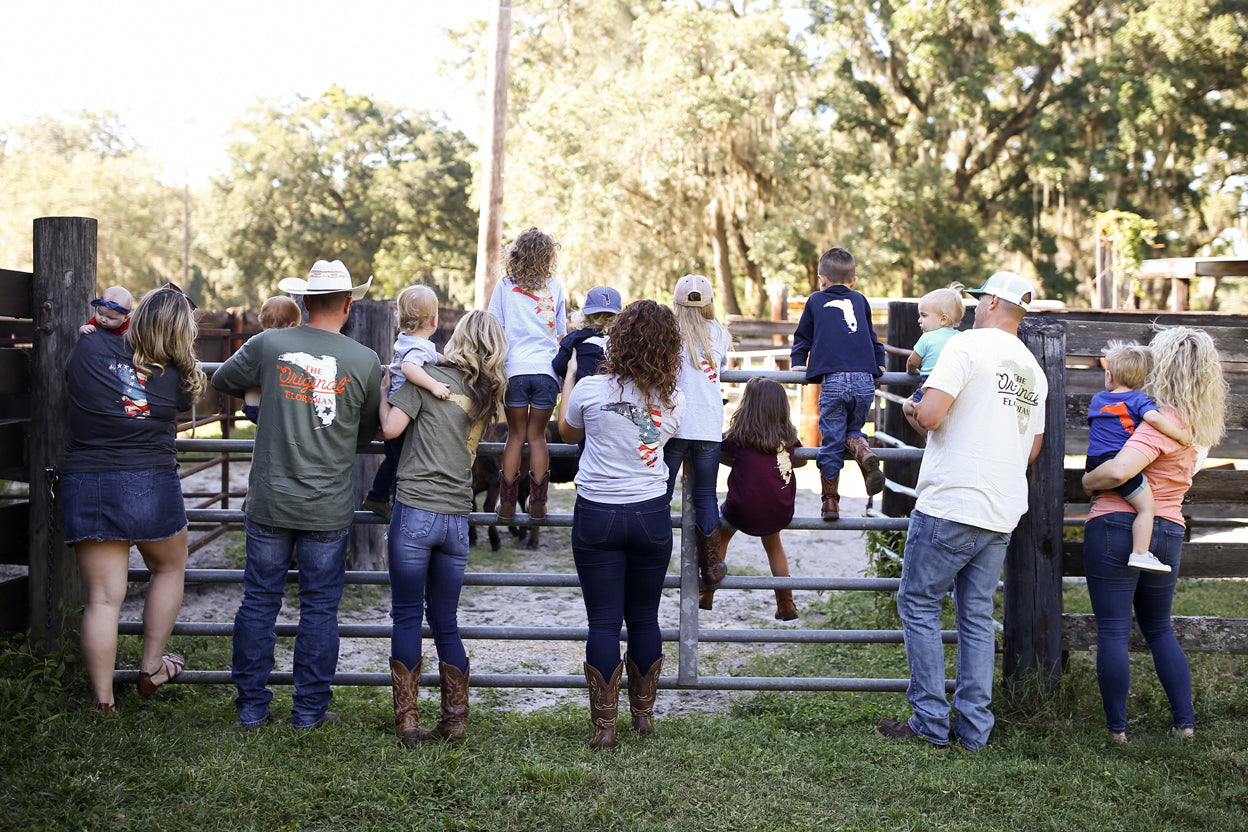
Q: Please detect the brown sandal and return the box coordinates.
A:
[137,654,185,697]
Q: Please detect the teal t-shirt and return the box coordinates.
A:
[212,325,382,530]
[914,327,958,376]
[389,364,486,516]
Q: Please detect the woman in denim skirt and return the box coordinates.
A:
[377,311,508,746]
[63,285,206,712]
[558,299,686,749]
[1082,327,1227,743]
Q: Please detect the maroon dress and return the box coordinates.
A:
[719,439,801,537]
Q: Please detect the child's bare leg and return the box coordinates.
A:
[762,532,798,620]
[526,407,553,478]
[502,405,528,479]
[1125,482,1170,573]
[1126,484,1156,556]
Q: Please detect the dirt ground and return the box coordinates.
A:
[121,461,877,717]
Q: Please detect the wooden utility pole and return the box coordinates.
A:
[474,0,512,310]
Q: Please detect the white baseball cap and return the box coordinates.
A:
[966,271,1034,311]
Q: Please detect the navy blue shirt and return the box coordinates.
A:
[790,284,886,381]
[64,330,190,472]
[553,326,609,381]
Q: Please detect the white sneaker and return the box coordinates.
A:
[1128,551,1172,573]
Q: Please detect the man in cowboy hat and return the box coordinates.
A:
[212,259,383,729]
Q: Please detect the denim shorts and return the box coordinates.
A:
[504,373,560,409]
[61,467,187,544]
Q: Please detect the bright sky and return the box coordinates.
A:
[3,0,489,186]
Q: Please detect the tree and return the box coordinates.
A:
[0,112,196,298]
[203,87,479,306]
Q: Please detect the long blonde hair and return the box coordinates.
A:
[126,286,207,399]
[1145,326,1227,449]
[442,310,508,427]
[674,303,732,370]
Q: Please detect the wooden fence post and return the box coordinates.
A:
[347,299,396,571]
[1003,316,1067,695]
[28,217,96,643]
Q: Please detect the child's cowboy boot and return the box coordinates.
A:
[497,471,520,522]
[527,471,550,520]
[845,435,885,496]
[820,475,840,521]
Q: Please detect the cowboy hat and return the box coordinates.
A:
[278,260,373,300]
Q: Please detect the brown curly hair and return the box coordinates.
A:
[503,227,560,292]
[600,299,682,411]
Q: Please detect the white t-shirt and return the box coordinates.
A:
[487,276,568,380]
[673,324,732,441]
[565,374,686,503]
[387,332,437,397]
[914,327,1047,534]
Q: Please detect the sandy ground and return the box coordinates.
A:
[120,461,877,717]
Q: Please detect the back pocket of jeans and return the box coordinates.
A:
[573,503,614,545]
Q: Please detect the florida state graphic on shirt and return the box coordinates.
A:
[278,352,351,427]
[603,401,664,467]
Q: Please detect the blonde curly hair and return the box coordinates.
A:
[1144,326,1227,449]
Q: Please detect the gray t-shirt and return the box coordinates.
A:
[390,364,485,515]
[565,374,685,503]
[212,324,382,530]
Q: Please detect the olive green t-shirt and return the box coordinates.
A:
[211,325,382,530]
[389,364,486,515]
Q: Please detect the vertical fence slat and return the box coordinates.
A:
[28,217,96,642]
[1003,317,1067,694]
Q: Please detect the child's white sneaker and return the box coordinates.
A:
[1128,551,1171,573]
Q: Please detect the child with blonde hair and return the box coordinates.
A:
[701,377,807,620]
[363,284,449,520]
[488,228,568,522]
[906,283,964,403]
[663,274,733,588]
[242,295,302,422]
[1086,341,1193,572]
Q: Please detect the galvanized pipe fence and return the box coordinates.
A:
[116,368,962,693]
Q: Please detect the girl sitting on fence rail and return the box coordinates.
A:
[700,376,806,621]
[64,285,206,713]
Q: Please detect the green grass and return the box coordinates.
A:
[4,585,1248,831]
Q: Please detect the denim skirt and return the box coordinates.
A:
[62,467,187,544]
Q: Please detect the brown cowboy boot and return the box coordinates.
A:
[527,471,550,520]
[820,474,840,521]
[774,590,799,621]
[845,435,885,496]
[497,471,520,521]
[432,661,470,741]
[584,660,623,749]
[696,526,726,587]
[698,587,716,610]
[625,653,663,734]
[389,657,433,747]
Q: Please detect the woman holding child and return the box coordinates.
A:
[378,310,508,746]
[64,285,206,712]
[1082,327,1227,743]
[558,299,686,749]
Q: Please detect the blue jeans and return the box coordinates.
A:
[388,502,470,672]
[572,494,672,678]
[897,509,1010,750]
[663,438,721,535]
[233,518,349,728]
[1084,513,1192,732]
[817,372,875,479]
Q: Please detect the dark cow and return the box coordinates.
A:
[470,422,578,551]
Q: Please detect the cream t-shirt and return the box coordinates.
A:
[914,327,1047,534]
